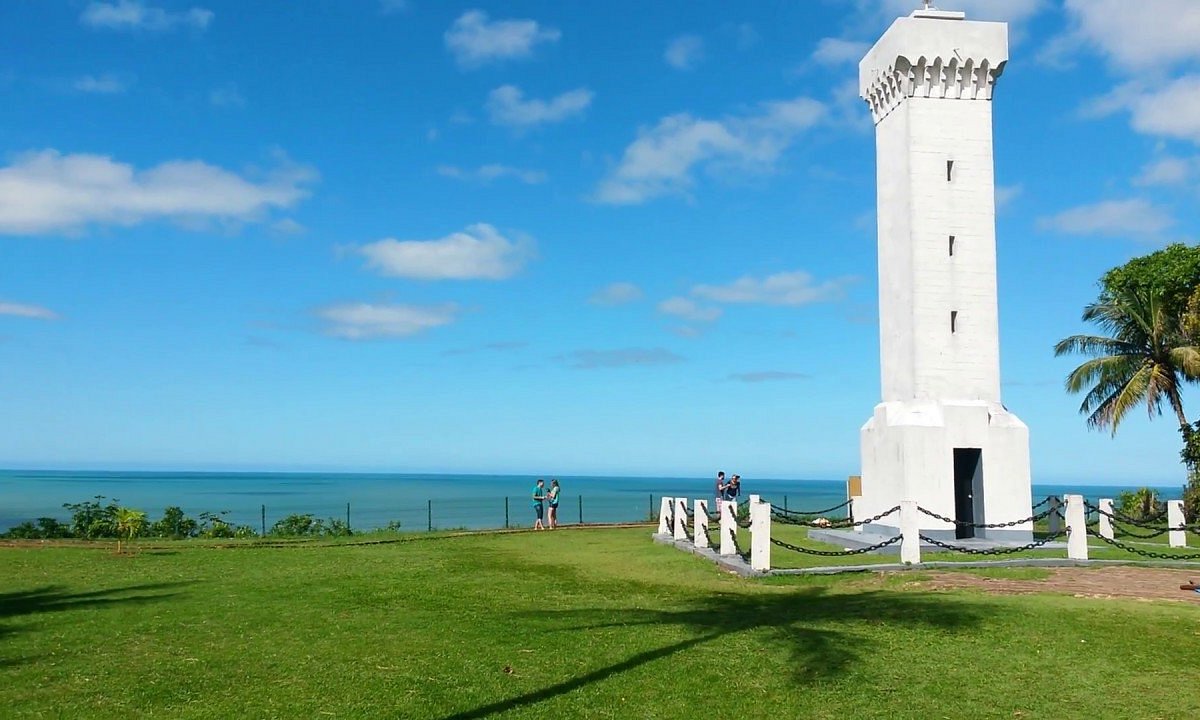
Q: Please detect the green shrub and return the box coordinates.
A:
[63,496,120,538]
[149,506,199,539]
[270,514,324,537]
[1116,488,1165,522]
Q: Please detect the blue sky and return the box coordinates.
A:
[2,0,1199,484]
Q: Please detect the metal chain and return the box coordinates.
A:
[1030,496,1053,510]
[917,530,1064,556]
[771,505,899,529]
[1085,527,1200,560]
[772,499,852,517]
[916,505,1056,529]
[770,534,902,557]
[1085,501,1198,533]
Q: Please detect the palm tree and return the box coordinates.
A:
[113,508,147,554]
[1054,287,1200,433]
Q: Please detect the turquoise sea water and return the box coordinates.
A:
[0,469,1185,533]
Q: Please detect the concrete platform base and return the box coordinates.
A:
[652,532,759,577]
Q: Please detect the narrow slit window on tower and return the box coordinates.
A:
[946,160,955,181]
[951,310,958,333]
[949,235,956,256]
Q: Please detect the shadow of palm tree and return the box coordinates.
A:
[0,582,191,663]
[440,586,988,720]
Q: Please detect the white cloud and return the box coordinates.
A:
[436,164,546,184]
[590,282,643,306]
[1037,198,1175,239]
[444,10,560,69]
[657,297,722,322]
[995,184,1023,210]
[565,348,684,369]
[358,223,533,280]
[1049,0,1200,72]
[1083,77,1200,146]
[74,74,128,94]
[664,35,704,70]
[1133,156,1194,186]
[0,149,316,235]
[319,302,457,340]
[811,38,869,66]
[0,302,59,320]
[80,1,213,32]
[209,83,245,108]
[692,270,852,306]
[270,218,306,235]
[595,96,826,205]
[486,85,593,128]
[728,371,808,383]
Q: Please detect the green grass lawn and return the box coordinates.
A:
[3,528,1200,719]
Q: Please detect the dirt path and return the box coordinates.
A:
[916,566,1200,603]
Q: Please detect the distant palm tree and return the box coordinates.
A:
[113,508,147,554]
[1054,287,1200,432]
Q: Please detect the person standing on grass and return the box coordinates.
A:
[532,478,547,530]
[547,479,561,529]
[715,471,727,506]
[727,475,742,504]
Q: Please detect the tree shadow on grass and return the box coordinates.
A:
[0,582,191,661]
[439,585,990,720]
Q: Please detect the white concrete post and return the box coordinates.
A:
[694,499,709,549]
[1168,500,1186,548]
[750,498,771,572]
[719,500,736,556]
[1098,498,1114,540]
[657,497,673,535]
[850,494,864,533]
[1047,496,1061,536]
[1065,494,1088,560]
[899,500,921,565]
[673,497,688,542]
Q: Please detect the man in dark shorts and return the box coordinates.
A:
[715,471,726,506]
[532,478,547,530]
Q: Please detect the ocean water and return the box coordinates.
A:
[0,469,1185,533]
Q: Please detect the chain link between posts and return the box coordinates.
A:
[1084,501,1200,535]
[916,529,1065,556]
[916,505,1056,529]
[772,499,852,517]
[770,534,903,557]
[771,505,900,529]
[1085,526,1200,560]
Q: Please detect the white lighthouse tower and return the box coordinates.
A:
[857,5,1033,541]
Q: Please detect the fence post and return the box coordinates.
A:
[1047,496,1061,536]
[1168,500,1186,548]
[578,495,583,525]
[694,499,709,549]
[673,497,688,541]
[750,496,771,572]
[900,500,921,565]
[657,497,673,535]
[346,502,351,533]
[1098,498,1114,540]
[719,500,736,556]
[427,499,432,532]
[783,495,788,512]
[850,493,864,533]
[260,504,266,537]
[649,494,653,520]
[1065,494,1088,560]
[505,497,510,529]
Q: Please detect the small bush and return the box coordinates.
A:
[270,514,324,537]
[149,506,199,539]
[63,496,120,538]
[1116,488,1165,522]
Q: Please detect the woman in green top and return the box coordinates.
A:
[547,479,561,529]
[532,479,546,530]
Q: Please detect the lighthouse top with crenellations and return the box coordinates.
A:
[859,7,1008,125]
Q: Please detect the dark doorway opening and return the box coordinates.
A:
[952,448,982,539]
